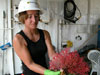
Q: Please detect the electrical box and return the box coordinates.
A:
[40,9,50,23]
[13,5,19,22]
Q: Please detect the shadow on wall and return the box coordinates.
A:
[95,18,100,25]
[90,18,100,33]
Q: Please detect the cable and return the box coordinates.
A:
[64,0,76,18]
[64,0,81,23]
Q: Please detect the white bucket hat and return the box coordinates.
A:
[18,0,40,14]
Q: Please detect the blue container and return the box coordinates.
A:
[0,42,12,50]
[97,25,100,48]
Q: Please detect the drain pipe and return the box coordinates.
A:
[87,0,91,33]
[11,0,15,74]
[2,10,6,75]
[7,0,15,74]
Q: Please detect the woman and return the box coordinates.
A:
[13,0,61,75]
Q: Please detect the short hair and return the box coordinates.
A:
[18,10,41,24]
[18,11,28,24]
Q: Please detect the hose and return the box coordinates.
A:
[64,0,81,23]
[2,10,6,75]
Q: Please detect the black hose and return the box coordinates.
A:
[64,0,76,18]
[64,0,81,23]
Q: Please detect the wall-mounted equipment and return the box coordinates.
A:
[38,0,51,24]
[39,8,51,24]
[64,0,81,23]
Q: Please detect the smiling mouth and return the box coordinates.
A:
[31,23,37,26]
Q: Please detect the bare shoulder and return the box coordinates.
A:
[43,30,50,39]
[13,34,23,43]
[13,34,27,47]
[43,30,49,34]
[43,30,50,36]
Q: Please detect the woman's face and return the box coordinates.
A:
[24,10,40,29]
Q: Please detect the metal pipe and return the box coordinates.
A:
[7,0,15,74]
[0,28,14,30]
[10,0,15,74]
[57,19,60,53]
[87,0,91,33]
[2,10,6,75]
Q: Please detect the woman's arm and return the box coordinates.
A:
[43,30,56,60]
[13,34,46,74]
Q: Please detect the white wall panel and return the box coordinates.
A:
[0,0,9,74]
[91,0,100,14]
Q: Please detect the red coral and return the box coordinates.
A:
[49,48,90,75]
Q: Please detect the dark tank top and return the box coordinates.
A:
[18,29,47,75]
